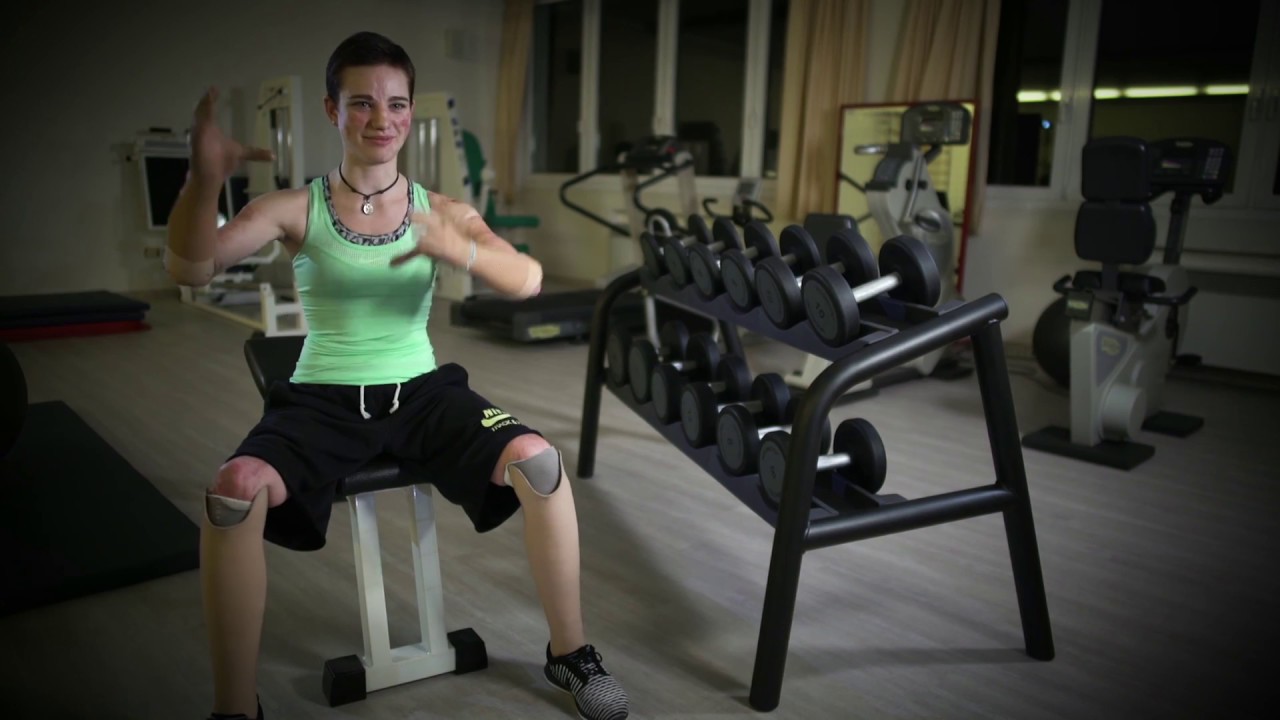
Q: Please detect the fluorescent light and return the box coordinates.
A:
[1049,90,1062,101]
[1204,84,1250,95]
[1123,86,1198,98]
[1093,88,1121,99]
[1017,90,1049,103]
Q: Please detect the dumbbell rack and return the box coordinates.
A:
[577,269,1055,712]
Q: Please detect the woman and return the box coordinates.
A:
[166,30,629,720]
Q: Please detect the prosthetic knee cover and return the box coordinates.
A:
[202,489,269,719]
[505,446,564,498]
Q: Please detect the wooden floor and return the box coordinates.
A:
[2,291,1276,720]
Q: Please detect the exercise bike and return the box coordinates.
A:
[1021,136,1231,470]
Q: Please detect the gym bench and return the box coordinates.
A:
[242,332,487,707]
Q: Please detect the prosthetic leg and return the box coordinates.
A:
[504,447,585,656]
[202,489,269,720]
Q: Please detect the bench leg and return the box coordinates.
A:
[322,486,487,708]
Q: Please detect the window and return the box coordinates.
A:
[986,0,1280,211]
[531,0,583,174]
[675,0,748,176]
[528,0,787,182]
[1087,0,1260,192]
[599,0,659,166]
[986,0,1070,186]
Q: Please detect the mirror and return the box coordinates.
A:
[835,100,976,301]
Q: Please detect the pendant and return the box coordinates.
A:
[361,199,374,215]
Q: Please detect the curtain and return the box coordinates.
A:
[775,0,871,222]
[888,0,1002,234]
[494,0,535,205]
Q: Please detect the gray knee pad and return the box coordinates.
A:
[506,446,564,498]
[205,492,253,527]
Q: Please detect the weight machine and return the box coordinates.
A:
[1021,136,1231,470]
[793,101,974,390]
[175,75,307,336]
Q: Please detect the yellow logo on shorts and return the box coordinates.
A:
[481,407,518,429]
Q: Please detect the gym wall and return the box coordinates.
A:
[0,0,505,298]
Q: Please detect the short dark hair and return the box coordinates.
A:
[325,31,416,102]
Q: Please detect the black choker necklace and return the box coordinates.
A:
[338,165,399,215]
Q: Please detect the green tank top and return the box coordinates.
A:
[290,177,437,385]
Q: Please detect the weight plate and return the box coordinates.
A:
[756,256,803,328]
[689,245,722,299]
[718,354,752,400]
[628,341,659,402]
[779,226,822,272]
[721,250,758,310]
[834,417,887,493]
[663,236,693,287]
[826,229,877,288]
[880,235,942,307]
[711,216,743,252]
[716,404,755,476]
[657,320,691,359]
[651,365,683,423]
[744,221,780,258]
[752,373,791,424]
[688,213,713,245]
[802,266,861,347]
[758,430,790,503]
[680,381,717,447]
[605,326,632,387]
[686,334,721,380]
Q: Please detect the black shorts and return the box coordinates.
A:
[230,363,542,552]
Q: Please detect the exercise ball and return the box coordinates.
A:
[1,341,27,459]
[1032,297,1071,388]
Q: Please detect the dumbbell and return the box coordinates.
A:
[647,335,723,421]
[627,323,699,402]
[753,225,824,329]
[717,395,832,476]
[719,221,782,311]
[758,417,887,504]
[654,353,749,426]
[687,217,745,300]
[639,208,682,281]
[608,320,688,388]
[802,231,942,347]
[661,214,714,288]
[681,370,789,449]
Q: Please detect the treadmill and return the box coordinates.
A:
[450,137,708,343]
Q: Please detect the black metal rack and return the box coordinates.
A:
[578,270,1055,712]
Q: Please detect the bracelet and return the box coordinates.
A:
[464,239,477,272]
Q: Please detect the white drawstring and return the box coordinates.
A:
[359,383,402,420]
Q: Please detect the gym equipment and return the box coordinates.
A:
[659,214,713,288]
[628,326,709,403]
[607,319,689,388]
[720,222,783,311]
[758,418,887,504]
[174,75,308,337]
[688,217,746,300]
[451,136,703,344]
[803,231,942,347]
[646,335,724,420]
[1,342,27,458]
[243,333,487,706]
[682,371,790,449]
[842,101,973,378]
[581,239,1054,712]
[702,177,773,228]
[717,397,832,477]
[655,353,750,426]
[0,290,152,342]
[1021,136,1230,470]
[754,226,824,328]
[1,399,200,618]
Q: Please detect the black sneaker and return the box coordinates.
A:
[208,700,263,720]
[544,643,630,720]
